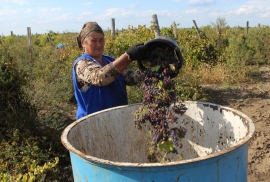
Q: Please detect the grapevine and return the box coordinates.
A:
[134,45,187,162]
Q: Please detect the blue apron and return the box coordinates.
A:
[72,53,128,119]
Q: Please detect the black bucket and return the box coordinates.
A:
[138,36,183,78]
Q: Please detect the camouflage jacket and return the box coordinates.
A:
[75,58,142,91]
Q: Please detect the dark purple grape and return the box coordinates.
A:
[133,46,188,154]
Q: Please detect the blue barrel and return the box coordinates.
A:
[61,101,255,182]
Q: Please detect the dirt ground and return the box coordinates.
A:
[203,66,270,182]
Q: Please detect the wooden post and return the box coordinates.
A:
[47,34,53,46]
[246,21,249,34]
[27,27,32,59]
[192,20,201,39]
[111,18,115,36]
[152,14,160,38]
[172,21,177,39]
[216,24,220,34]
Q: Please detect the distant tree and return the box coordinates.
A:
[210,17,229,29]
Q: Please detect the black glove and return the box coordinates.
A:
[126,43,148,61]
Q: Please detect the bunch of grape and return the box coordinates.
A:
[134,46,187,159]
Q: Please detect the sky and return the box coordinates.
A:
[0,0,270,36]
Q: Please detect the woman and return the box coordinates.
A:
[73,22,148,119]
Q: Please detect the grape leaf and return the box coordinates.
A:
[157,138,174,152]
[151,65,160,72]
[157,80,163,89]
[169,64,175,71]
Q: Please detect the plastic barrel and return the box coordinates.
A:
[61,101,255,182]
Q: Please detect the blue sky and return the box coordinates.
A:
[0,0,270,36]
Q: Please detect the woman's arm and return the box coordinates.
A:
[75,59,121,91]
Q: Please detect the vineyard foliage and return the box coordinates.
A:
[0,23,270,181]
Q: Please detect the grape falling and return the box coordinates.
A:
[134,46,187,162]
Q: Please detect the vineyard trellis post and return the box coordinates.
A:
[216,24,220,34]
[111,18,115,36]
[172,21,177,39]
[47,33,53,46]
[192,20,201,39]
[152,14,160,38]
[246,21,249,35]
[27,27,32,60]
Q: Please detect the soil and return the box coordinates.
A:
[203,66,270,182]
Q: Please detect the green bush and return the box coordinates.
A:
[0,39,72,181]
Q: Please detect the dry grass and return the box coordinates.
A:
[197,63,255,85]
[199,63,227,84]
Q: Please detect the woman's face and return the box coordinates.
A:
[82,31,105,59]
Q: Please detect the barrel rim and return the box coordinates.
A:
[61,101,255,167]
